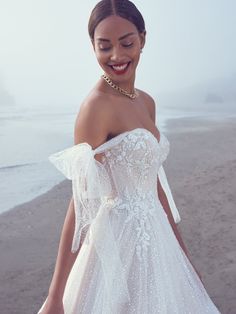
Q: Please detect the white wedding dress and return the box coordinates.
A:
[38,127,220,314]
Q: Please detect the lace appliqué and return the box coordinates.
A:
[105,131,161,185]
[111,187,157,262]
[105,129,169,167]
[105,131,150,164]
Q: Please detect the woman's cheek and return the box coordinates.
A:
[95,50,107,63]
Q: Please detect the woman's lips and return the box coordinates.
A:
[108,62,131,75]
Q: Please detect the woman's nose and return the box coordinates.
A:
[110,46,123,62]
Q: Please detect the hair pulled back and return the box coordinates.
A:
[88,0,146,40]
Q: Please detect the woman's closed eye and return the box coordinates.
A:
[121,42,133,48]
[99,46,112,51]
[98,42,134,51]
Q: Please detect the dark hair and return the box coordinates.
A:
[88,0,146,40]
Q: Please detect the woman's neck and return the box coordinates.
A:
[107,74,136,94]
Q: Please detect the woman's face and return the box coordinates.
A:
[92,15,145,85]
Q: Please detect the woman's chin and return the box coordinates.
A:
[104,64,136,83]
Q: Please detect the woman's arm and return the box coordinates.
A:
[46,95,111,297]
[47,197,80,301]
[39,96,112,313]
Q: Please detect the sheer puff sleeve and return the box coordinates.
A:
[48,143,131,305]
[48,143,112,253]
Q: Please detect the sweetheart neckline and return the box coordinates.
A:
[109,127,161,144]
[93,127,162,152]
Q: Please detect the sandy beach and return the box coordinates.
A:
[0,115,235,314]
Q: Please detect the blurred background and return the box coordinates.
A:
[0,0,236,213]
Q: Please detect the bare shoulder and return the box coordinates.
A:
[137,89,156,123]
[74,91,112,148]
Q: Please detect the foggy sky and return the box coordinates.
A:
[0,0,235,109]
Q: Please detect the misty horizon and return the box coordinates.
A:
[0,0,235,110]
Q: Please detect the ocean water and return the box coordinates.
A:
[0,105,75,214]
[0,103,234,214]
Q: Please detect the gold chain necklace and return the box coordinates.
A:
[101,74,138,99]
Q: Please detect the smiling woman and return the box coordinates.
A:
[37,1,221,313]
[91,14,145,94]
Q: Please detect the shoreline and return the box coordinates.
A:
[0,115,235,313]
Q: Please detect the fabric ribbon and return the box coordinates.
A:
[157,165,181,223]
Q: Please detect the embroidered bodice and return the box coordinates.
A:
[101,128,169,197]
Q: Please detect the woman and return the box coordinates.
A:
[38,1,221,313]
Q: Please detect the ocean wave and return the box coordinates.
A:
[0,162,36,171]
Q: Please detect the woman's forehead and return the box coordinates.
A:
[94,15,138,39]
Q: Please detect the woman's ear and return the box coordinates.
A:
[139,30,146,49]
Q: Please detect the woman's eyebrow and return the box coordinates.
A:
[119,32,136,40]
[96,32,136,42]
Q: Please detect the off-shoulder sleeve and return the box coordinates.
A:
[48,143,112,252]
[157,165,181,223]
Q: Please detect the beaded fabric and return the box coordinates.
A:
[38,127,220,313]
